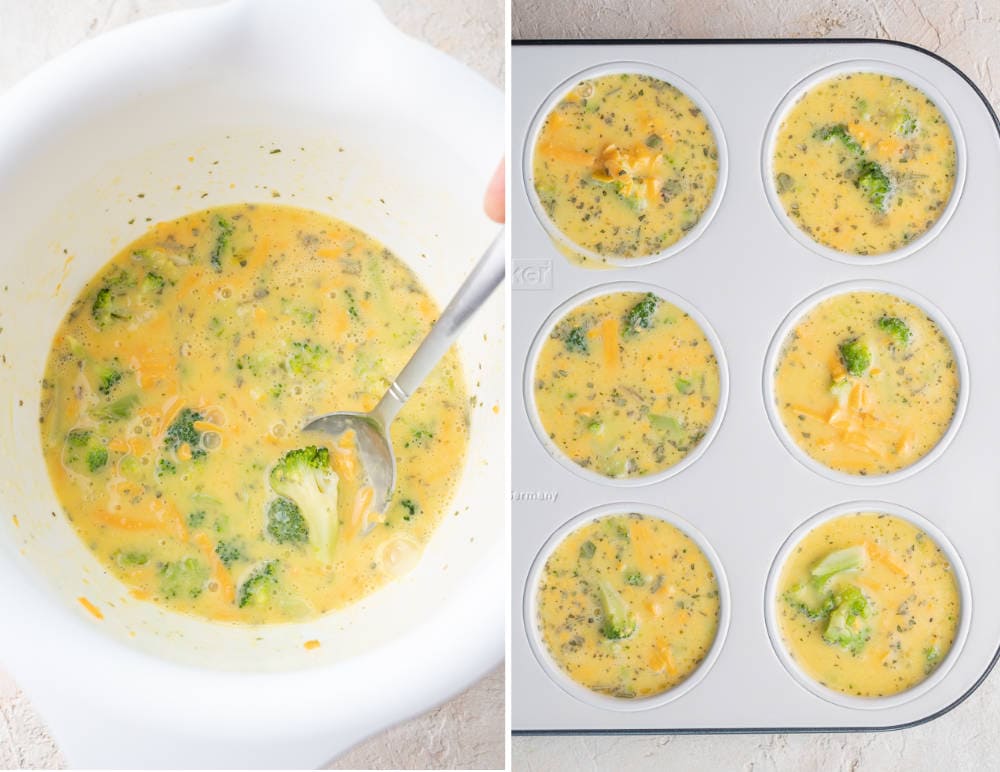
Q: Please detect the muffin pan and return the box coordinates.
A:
[512,40,1000,733]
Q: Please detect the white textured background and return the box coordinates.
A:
[512,1,1000,770]
[0,1,503,769]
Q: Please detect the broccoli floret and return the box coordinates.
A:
[266,497,309,544]
[645,133,663,149]
[163,407,206,460]
[811,545,866,588]
[187,510,207,528]
[141,272,166,294]
[856,160,892,212]
[287,341,333,375]
[814,123,864,155]
[214,539,244,568]
[823,585,872,654]
[90,271,133,327]
[158,557,209,599]
[597,578,637,640]
[209,215,235,272]
[86,447,108,472]
[625,570,645,586]
[64,429,109,475]
[878,316,911,345]
[564,326,589,354]
[586,419,603,434]
[579,540,596,559]
[838,338,871,377]
[893,110,918,137]
[238,560,279,608]
[97,365,123,395]
[622,293,659,335]
[675,377,694,395]
[925,645,942,674]
[157,458,177,476]
[400,498,419,522]
[268,446,340,560]
[785,546,867,619]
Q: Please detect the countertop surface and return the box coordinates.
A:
[0,1,503,769]
[512,0,1000,770]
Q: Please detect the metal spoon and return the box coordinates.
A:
[303,231,504,512]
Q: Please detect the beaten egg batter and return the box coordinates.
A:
[773,71,956,256]
[533,291,720,479]
[533,73,719,262]
[41,204,469,624]
[773,290,959,476]
[777,512,960,697]
[537,513,720,699]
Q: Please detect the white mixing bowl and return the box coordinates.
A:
[0,0,504,767]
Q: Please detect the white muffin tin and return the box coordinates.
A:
[512,40,1000,733]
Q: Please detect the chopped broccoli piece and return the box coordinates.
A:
[645,133,663,149]
[675,377,694,395]
[158,557,209,599]
[163,407,207,460]
[236,351,273,377]
[564,326,589,354]
[90,270,133,327]
[141,272,166,293]
[64,429,109,475]
[90,393,140,422]
[113,550,149,568]
[597,578,637,640]
[784,582,836,620]
[97,365,123,395]
[66,429,91,448]
[269,446,340,560]
[266,497,309,544]
[400,498,419,522]
[187,510,207,528]
[625,570,645,586]
[648,413,683,436]
[814,123,864,155]
[287,341,333,375]
[579,540,597,559]
[622,293,659,335]
[238,560,279,608]
[838,338,871,377]
[587,419,604,435]
[811,545,867,587]
[823,585,872,654]
[878,316,911,345]
[157,458,177,476]
[86,447,108,472]
[209,215,235,272]
[925,645,942,673]
[214,539,244,568]
[893,110,918,137]
[856,160,892,212]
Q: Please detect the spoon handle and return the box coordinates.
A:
[372,230,505,426]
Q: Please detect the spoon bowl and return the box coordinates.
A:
[304,411,395,513]
[304,231,504,514]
